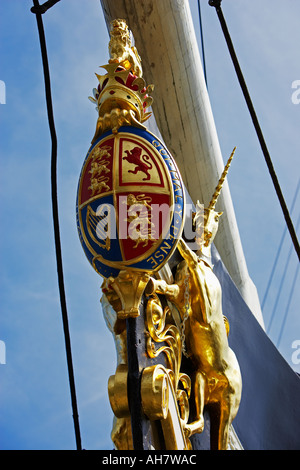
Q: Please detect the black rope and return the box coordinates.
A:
[31,0,61,14]
[31,0,82,451]
[209,0,300,263]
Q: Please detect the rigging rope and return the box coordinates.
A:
[31,0,82,451]
[276,261,299,348]
[266,213,300,335]
[262,179,300,310]
[209,0,300,263]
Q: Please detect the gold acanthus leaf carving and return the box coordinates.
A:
[144,293,191,429]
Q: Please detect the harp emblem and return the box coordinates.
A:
[86,204,112,251]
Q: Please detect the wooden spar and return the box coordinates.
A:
[99,0,264,326]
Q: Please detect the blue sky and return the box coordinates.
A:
[0,0,299,450]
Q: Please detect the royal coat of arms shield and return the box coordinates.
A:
[77,126,185,278]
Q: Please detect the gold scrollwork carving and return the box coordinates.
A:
[108,363,130,419]
[141,365,169,421]
[101,293,132,450]
[101,270,193,450]
[141,364,191,450]
[103,270,150,319]
[141,292,192,449]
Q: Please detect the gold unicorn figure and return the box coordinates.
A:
[147,148,242,450]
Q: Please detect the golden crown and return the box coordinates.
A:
[89,19,154,139]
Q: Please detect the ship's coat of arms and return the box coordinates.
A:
[77,127,185,278]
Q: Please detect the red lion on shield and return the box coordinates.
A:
[123,146,153,181]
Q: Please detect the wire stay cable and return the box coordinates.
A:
[31,0,82,450]
[262,178,300,310]
[276,261,299,348]
[209,0,300,263]
[266,213,300,335]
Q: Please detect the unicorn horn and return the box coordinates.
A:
[208,147,237,210]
